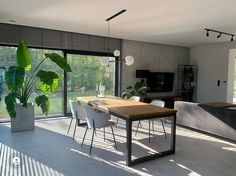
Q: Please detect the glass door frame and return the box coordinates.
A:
[63,50,121,116]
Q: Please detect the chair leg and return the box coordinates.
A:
[89,129,95,155]
[111,126,117,149]
[152,121,155,133]
[161,119,167,139]
[67,118,73,134]
[81,126,88,147]
[116,118,119,125]
[148,121,151,143]
[103,128,105,141]
[135,121,141,136]
[73,118,78,140]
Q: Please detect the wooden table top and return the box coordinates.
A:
[77,96,177,120]
[204,102,236,108]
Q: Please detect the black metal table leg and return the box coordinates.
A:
[126,120,132,166]
[170,114,176,153]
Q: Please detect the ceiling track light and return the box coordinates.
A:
[205,28,235,42]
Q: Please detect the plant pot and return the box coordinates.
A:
[11,103,35,132]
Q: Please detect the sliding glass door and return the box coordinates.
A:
[66,54,116,113]
[0,46,118,119]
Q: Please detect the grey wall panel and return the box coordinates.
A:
[42,29,62,49]
[0,23,120,53]
[61,32,72,49]
[0,23,21,44]
[71,33,89,51]
[89,35,105,52]
[105,38,120,52]
[21,27,42,47]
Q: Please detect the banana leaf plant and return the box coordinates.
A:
[5,40,72,118]
[121,81,147,100]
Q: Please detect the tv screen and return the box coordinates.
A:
[146,72,174,92]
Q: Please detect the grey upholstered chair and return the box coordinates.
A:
[81,105,117,155]
[68,100,86,139]
[135,100,167,142]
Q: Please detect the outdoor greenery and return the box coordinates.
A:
[67,55,115,91]
[4,40,72,118]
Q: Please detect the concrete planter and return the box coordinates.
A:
[11,103,35,132]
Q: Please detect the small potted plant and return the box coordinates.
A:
[122,81,148,101]
[4,40,71,132]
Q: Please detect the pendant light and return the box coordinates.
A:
[101,9,134,70]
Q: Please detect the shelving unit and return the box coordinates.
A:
[177,65,197,102]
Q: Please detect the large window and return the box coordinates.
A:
[0,46,117,118]
[0,46,17,118]
[29,49,63,116]
[66,54,116,113]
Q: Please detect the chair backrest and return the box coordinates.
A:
[84,105,110,129]
[129,96,140,102]
[150,100,165,107]
[69,100,86,120]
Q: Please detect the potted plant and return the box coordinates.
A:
[122,81,148,101]
[4,40,71,132]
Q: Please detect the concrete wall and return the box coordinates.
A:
[121,40,190,97]
[190,42,236,103]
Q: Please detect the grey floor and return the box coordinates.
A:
[0,117,236,176]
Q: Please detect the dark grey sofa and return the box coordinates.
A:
[174,101,236,141]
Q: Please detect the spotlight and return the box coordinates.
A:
[217,33,221,38]
[231,35,234,42]
[206,30,209,37]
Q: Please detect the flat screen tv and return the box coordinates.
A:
[146,72,174,92]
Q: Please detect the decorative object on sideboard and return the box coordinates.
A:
[205,28,234,41]
[101,9,134,71]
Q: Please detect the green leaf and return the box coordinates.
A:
[5,93,16,118]
[134,81,142,90]
[45,53,72,72]
[17,40,31,71]
[5,66,25,92]
[35,95,49,115]
[36,70,59,94]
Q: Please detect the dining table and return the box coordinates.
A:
[77,96,177,166]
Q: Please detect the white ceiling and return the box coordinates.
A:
[1,0,236,47]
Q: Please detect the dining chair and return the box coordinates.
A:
[81,105,117,155]
[129,96,140,102]
[116,96,140,124]
[135,100,167,142]
[68,100,86,140]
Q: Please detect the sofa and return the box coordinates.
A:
[174,101,236,142]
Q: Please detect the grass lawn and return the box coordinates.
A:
[0,91,114,119]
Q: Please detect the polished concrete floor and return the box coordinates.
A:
[0,117,236,176]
